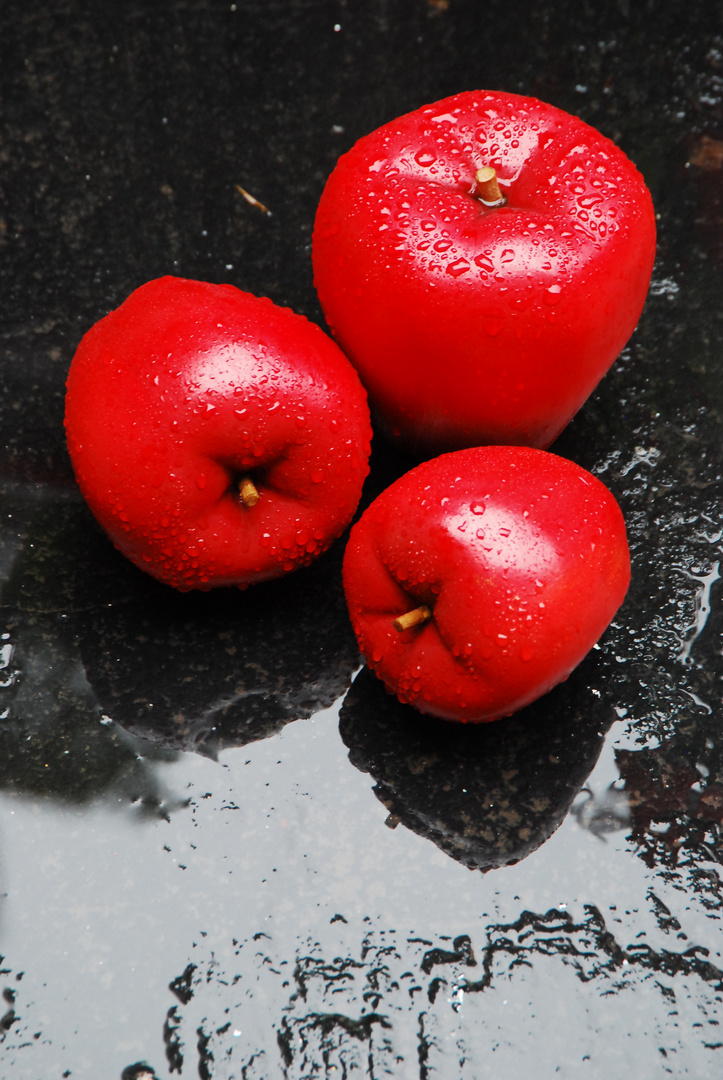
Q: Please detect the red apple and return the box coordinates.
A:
[342,446,630,723]
[64,276,372,591]
[313,89,656,453]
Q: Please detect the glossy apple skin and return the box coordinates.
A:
[313,90,656,453]
[65,276,372,591]
[342,446,630,723]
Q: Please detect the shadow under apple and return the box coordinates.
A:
[339,656,616,872]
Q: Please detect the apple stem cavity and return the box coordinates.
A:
[238,476,260,507]
[393,605,432,633]
[473,166,506,207]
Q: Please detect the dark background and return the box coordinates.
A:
[1,0,721,487]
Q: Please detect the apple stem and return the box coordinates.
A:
[473,166,506,207]
[393,605,432,633]
[239,476,260,506]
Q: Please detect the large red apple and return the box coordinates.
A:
[313,90,656,453]
[342,446,630,723]
[64,276,372,591]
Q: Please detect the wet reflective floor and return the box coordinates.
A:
[1,2,722,1077]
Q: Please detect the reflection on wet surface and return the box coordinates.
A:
[0,689,721,1076]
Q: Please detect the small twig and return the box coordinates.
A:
[236,184,271,215]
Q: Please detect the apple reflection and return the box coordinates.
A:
[1,491,360,792]
[0,497,177,807]
[339,656,615,872]
[72,517,360,757]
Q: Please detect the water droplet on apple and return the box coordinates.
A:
[577,194,603,209]
[474,253,494,274]
[471,503,485,515]
[446,258,471,277]
[520,645,535,662]
[311,468,324,483]
[544,284,562,305]
[415,150,437,167]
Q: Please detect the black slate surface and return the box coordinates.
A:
[1,2,722,1077]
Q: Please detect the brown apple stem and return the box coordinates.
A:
[393,605,432,633]
[473,166,506,207]
[239,476,260,506]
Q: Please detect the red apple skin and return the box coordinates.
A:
[342,446,630,723]
[313,90,656,454]
[64,277,372,591]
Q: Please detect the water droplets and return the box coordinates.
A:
[578,194,603,210]
[474,253,495,274]
[446,258,471,277]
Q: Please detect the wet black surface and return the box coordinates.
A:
[1,1,722,1077]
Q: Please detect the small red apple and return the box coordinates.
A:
[64,276,372,591]
[342,446,630,723]
[313,89,656,454]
